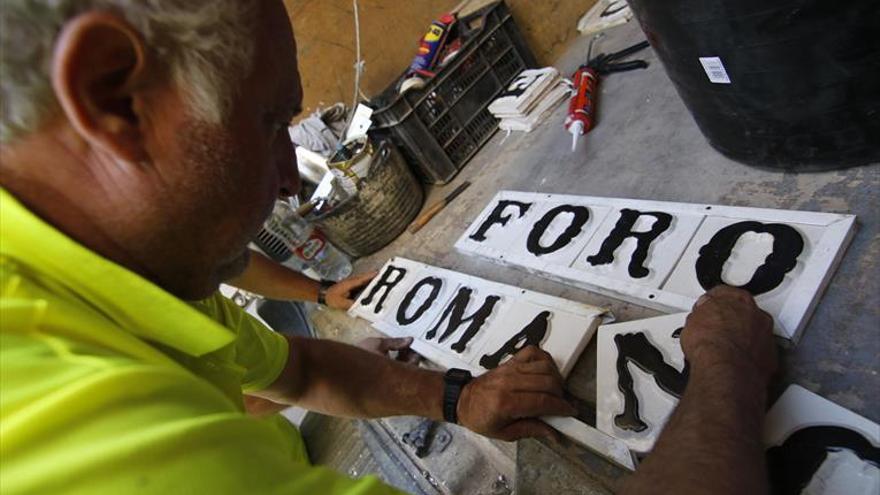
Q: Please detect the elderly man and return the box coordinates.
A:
[0,1,777,494]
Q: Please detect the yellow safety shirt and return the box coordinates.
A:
[0,188,399,494]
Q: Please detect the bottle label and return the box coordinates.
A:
[296,231,326,261]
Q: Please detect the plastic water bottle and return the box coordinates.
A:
[260,201,353,281]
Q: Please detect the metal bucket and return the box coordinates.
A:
[312,138,424,258]
[327,137,373,195]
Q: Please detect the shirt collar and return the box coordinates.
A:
[0,188,235,356]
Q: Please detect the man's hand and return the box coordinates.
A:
[681,285,777,386]
[620,286,777,494]
[324,271,377,310]
[456,346,576,442]
[358,336,421,365]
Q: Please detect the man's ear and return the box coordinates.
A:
[51,11,152,164]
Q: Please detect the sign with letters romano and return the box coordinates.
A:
[349,257,608,377]
[455,191,855,343]
[348,257,639,470]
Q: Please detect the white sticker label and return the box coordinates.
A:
[699,57,731,84]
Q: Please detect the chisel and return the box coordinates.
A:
[408,181,471,234]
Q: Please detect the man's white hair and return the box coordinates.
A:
[0,1,257,143]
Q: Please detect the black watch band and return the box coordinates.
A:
[316,279,335,306]
[443,368,473,424]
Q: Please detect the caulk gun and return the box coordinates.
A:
[565,38,651,151]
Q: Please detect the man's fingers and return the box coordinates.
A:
[340,270,378,290]
[511,345,552,364]
[515,359,563,378]
[379,336,414,353]
[758,308,774,329]
[694,285,759,310]
[693,293,712,309]
[508,392,577,418]
[497,419,559,442]
[397,349,417,364]
[397,347,422,365]
[706,285,755,304]
[511,375,565,396]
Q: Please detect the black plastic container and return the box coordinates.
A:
[370,2,537,183]
[628,0,880,170]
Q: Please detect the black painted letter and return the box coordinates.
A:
[766,425,880,495]
[587,209,673,278]
[695,221,804,295]
[479,311,550,369]
[425,287,501,353]
[396,277,443,325]
[469,200,532,242]
[526,205,591,256]
[613,331,689,432]
[359,264,407,314]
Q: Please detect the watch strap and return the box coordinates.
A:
[317,279,335,306]
[443,368,473,424]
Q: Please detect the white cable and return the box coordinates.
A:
[337,0,364,148]
[352,0,363,111]
[498,129,512,146]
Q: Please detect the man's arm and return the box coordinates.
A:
[243,336,421,417]
[227,250,375,310]
[620,286,777,495]
[251,336,577,441]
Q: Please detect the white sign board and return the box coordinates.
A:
[596,313,688,454]
[455,191,856,343]
[348,258,636,470]
[764,385,879,494]
[349,257,608,377]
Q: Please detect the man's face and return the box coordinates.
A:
[144,0,303,298]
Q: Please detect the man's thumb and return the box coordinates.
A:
[381,337,414,352]
[497,419,558,442]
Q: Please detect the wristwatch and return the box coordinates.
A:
[316,279,335,306]
[443,368,473,424]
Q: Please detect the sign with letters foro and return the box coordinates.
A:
[348,257,608,377]
[455,191,855,343]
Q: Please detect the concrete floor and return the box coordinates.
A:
[310,18,879,494]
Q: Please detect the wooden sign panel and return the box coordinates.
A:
[455,191,856,343]
[764,385,879,494]
[349,257,608,377]
[596,313,688,454]
[349,257,637,470]
[596,313,880,493]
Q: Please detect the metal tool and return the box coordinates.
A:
[565,39,650,151]
[407,181,471,234]
[401,418,452,458]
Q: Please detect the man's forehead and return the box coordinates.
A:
[253,1,302,110]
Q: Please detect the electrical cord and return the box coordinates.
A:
[337,0,364,148]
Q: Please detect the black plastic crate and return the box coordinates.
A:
[370,2,537,184]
